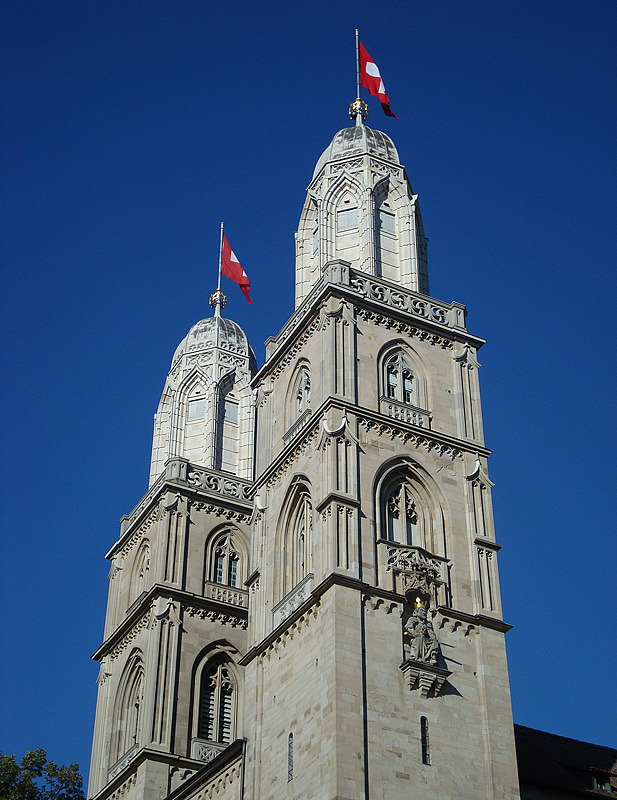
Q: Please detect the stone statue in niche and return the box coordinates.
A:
[404,605,439,665]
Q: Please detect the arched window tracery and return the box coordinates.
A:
[281,487,313,597]
[207,530,243,590]
[111,653,144,766]
[386,482,418,546]
[385,352,415,405]
[197,659,237,745]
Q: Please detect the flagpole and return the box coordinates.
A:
[355,29,360,99]
[210,221,226,317]
[218,221,224,291]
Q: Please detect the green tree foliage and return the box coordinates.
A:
[0,750,84,800]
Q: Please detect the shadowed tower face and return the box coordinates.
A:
[88,118,520,800]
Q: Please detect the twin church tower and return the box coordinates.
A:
[88,103,521,800]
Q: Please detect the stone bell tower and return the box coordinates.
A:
[88,291,256,800]
[241,100,520,800]
[88,102,520,800]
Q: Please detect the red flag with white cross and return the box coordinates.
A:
[358,41,398,119]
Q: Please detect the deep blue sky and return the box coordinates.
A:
[1,0,616,779]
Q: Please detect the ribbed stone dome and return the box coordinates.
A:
[312,124,400,179]
[171,316,251,367]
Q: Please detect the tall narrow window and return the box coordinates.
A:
[421,716,431,765]
[384,353,415,405]
[296,370,311,417]
[288,733,294,782]
[198,660,236,744]
[386,483,418,546]
[284,489,313,595]
[210,531,242,588]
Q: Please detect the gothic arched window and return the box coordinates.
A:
[111,653,144,765]
[295,370,311,418]
[386,482,419,546]
[385,352,415,405]
[208,530,242,589]
[198,659,237,744]
[283,488,313,596]
[128,542,150,609]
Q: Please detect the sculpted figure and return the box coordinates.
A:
[404,606,439,665]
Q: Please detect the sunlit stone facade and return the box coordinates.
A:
[88,120,521,800]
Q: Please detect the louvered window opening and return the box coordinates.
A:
[386,483,418,546]
[198,662,235,744]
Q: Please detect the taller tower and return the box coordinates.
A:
[88,111,520,800]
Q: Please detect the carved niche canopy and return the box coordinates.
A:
[387,546,443,599]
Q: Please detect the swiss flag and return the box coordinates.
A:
[222,234,252,304]
[359,41,398,119]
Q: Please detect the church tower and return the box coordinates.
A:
[88,103,520,800]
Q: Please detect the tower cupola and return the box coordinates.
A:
[149,310,256,485]
[295,123,429,307]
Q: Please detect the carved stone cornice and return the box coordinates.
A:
[436,605,512,634]
[107,460,253,559]
[253,270,484,392]
[92,585,249,662]
[356,406,491,459]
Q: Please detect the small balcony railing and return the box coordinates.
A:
[204,581,248,608]
[379,397,431,428]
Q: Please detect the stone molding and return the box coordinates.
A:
[357,413,464,461]
[255,266,483,390]
[186,466,253,503]
[94,586,249,662]
[108,743,139,781]
[400,659,452,698]
[272,573,314,627]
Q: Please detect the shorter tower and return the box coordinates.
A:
[88,293,255,800]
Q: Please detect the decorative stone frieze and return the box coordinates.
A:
[190,738,227,763]
[356,307,453,348]
[189,759,242,800]
[357,415,462,460]
[264,602,321,659]
[106,773,136,800]
[191,502,250,523]
[272,573,314,627]
[184,605,248,629]
[349,270,462,329]
[186,467,253,502]
[108,608,152,662]
[387,546,444,598]
[265,424,320,490]
[124,472,166,529]
[119,505,160,560]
